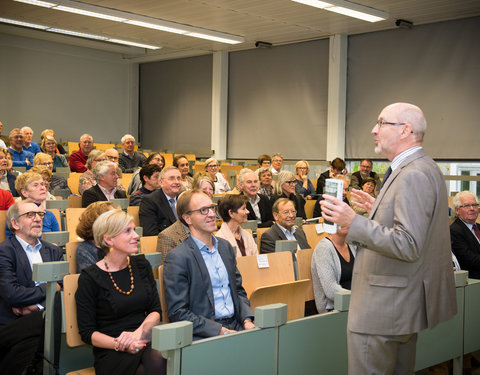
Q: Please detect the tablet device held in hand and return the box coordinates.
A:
[323,178,344,234]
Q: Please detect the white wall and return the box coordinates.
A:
[0,33,137,145]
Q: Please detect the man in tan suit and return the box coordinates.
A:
[321,103,456,374]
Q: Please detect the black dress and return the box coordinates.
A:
[76,255,161,375]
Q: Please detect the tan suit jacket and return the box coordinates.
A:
[157,220,189,261]
[347,149,456,336]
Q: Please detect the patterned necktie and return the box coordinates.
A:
[473,224,480,242]
[169,198,178,219]
[379,167,392,190]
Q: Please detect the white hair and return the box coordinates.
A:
[453,191,478,208]
[121,134,135,144]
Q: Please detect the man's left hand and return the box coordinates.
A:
[243,319,255,330]
[320,195,356,228]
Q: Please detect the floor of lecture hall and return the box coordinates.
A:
[415,351,480,375]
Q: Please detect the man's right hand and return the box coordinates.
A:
[219,326,237,335]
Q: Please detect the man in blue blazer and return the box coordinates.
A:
[0,200,63,373]
[163,189,254,340]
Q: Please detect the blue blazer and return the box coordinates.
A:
[0,237,63,326]
[163,236,253,339]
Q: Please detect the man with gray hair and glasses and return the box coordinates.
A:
[0,200,63,374]
[450,190,480,278]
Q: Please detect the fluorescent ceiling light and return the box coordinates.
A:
[14,0,245,44]
[54,5,127,22]
[0,17,161,49]
[15,0,55,8]
[291,0,388,22]
[187,32,243,45]
[108,39,160,49]
[0,17,48,29]
[125,20,187,35]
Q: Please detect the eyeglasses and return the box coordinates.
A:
[280,209,297,216]
[206,164,218,168]
[285,180,297,185]
[458,203,479,209]
[375,120,406,128]
[39,162,53,166]
[187,204,217,215]
[107,156,119,161]
[17,211,46,220]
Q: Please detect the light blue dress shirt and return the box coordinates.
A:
[192,235,234,319]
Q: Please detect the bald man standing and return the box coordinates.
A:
[321,103,456,374]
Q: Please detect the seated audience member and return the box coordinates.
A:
[257,167,274,198]
[118,134,146,173]
[82,161,127,208]
[75,210,166,375]
[8,128,34,170]
[128,152,165,195]
[270,153,283,176]
[75,201,120,273]
[163,190,255,339]
[6,172,60,237]
[30,166,56,201]
[0,121,9,147]
[350,158,380,191]
[257,154,272,168]
[140,166,181,236]
[313,174,351,218]
[6,150,21,176]
[40,129,66,154]
[260,198,310,253]
[352,177,376,217]
[0,201,63,374]
[173,154,193,192]
[450,191,480,278]
[129,164,162,206]
[192,173,215,198]
[78,150,106,195]
[33,153,71,195]
[294,160,316,199]
[204,158,230,193]
[105,148,127,191]
[238,168,274,227]
[316,157,346,194]
[0,148,19,197]
[311,225,356,313]
[40,135,67,172]
[0,188,14,210]
[21,127,41,155]
[69,133,94,173]
[272,170,306,219]
[216,194,258,257]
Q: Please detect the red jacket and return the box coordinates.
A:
[69,150,88,173]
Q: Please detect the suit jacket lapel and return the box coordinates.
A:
[273,224,288,241]
[188,237,215,309]
[159,189,177,223]
[94,184,108,200]
[12,237,34,286]
[370,149,425,219]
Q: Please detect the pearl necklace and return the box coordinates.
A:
[104,257,134,295]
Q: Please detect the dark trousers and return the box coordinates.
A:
[0,311,44,375]
[0,293,62,375]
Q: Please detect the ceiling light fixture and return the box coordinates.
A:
[291,0,389,22]
[0,17,161,49]
[14,0,245,44]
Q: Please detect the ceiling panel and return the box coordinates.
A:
[0,0,479,60]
